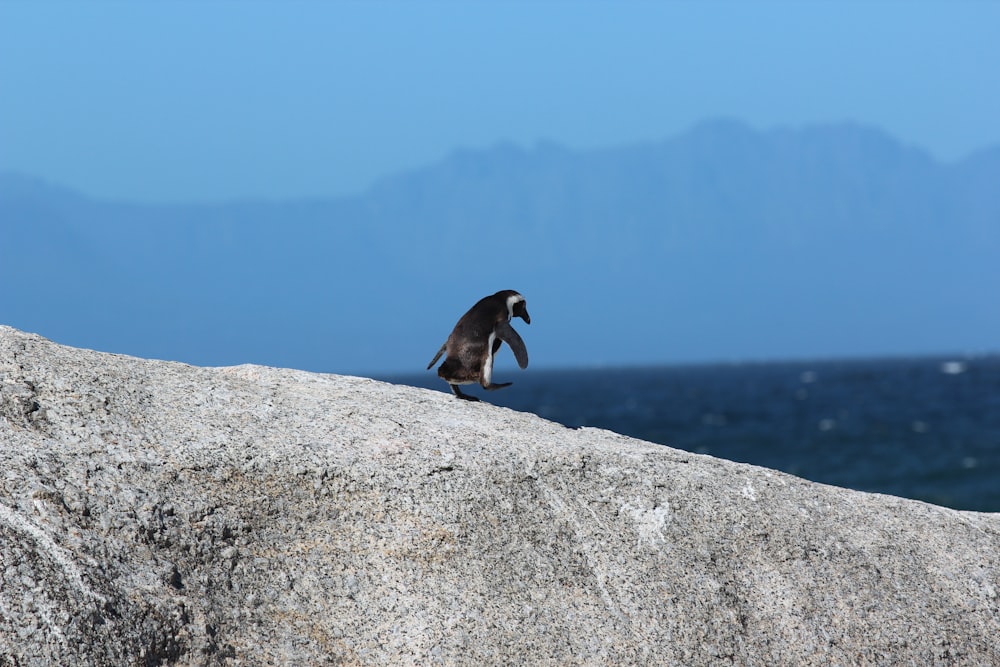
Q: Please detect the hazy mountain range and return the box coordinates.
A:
[2,119,998,374]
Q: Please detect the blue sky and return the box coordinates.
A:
[2,1,998,203]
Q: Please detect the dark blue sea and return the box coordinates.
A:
[383,356,1000,513]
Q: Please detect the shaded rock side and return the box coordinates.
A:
[1,325,998,666]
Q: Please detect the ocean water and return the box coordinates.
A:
[384,355,1000,513]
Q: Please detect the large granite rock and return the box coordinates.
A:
[1,325,997,666]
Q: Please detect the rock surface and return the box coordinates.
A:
[1,325,998,666]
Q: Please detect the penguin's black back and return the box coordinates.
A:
[442,291,517,370]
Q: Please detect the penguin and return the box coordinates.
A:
[427,290,530,401]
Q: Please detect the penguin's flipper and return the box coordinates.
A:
[427,343,447,370]
[496,321,529,369]
[450,384,480,401]
[483,382,512,391]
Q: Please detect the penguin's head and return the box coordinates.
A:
[508,293,530,324]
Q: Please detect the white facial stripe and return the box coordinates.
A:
[505,294,524,321]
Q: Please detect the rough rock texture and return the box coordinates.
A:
[1,325,998,666]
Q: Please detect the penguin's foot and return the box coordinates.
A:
[483,382,512,391]
[450,384,480,401]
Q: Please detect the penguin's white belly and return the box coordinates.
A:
[481,331,496,386]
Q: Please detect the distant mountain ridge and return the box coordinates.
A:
[2,119,998,373]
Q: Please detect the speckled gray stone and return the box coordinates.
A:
[1,325,998,666]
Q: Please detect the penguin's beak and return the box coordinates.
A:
[517,304,531,324]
